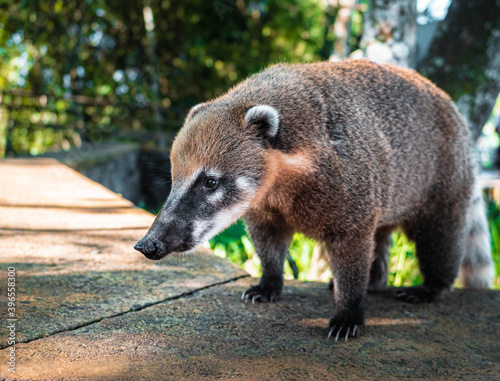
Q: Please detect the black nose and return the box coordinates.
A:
[134,238,162,258]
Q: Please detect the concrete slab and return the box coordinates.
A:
[0,158,152,230]
[1,158,499,380]
[0,159,246,348]
[2,277,499,380]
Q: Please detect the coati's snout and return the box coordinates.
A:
[134,237,165,260]
[134,103,281,261]
[133,173,223,260]
[134,167,257,260]
[134,220,193,260]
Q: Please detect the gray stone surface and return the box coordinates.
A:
[0,241,246,346]
[3,278,500,380]
[0,158,499,380]
[0,159,245,364]
[38,141,140,170]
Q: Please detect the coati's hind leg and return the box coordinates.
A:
[368,227,393,293]
[396,206,466,303]
[242,214,294,303]
[327,234,373,341]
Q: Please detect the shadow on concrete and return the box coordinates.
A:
[3,277,499,380]
[0,257,248,349]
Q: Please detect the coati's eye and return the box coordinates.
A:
[203,177,218,190]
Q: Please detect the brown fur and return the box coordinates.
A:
[136,59,493,340]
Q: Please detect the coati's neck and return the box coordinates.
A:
[249,149,315,210]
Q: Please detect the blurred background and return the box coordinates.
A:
[1,0,499,287]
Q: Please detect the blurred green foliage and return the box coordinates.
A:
[1,0,353,157]
[487,198,500,289]
[210,223,328,281]
[387,231,422,287]
[478,94,500,169]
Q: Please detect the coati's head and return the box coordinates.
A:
[134,102,281,260]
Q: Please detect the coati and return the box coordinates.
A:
[135,59,494,341]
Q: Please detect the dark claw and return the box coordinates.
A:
[335,326,342,341]
[247,294,267,303]
[241,285,280,304]
[327,325,336,340]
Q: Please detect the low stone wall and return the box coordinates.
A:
[39,141,171,211]
[80,149,142,204]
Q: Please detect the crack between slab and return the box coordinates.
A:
[0,274,250,350]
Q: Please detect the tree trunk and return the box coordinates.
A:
[418,0,500,140]
[143,0,165,148]
[361,0,418,68]
[332,0,356,59]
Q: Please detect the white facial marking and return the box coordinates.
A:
[193,200,251,245]
[205,168,222,178]
[204,169,224,204]
[161,167,225,220]
[192,219,209,244]
[244,105,280,138]
[158,168,255,255]
[236,176,257,195]
[207,188,224,204]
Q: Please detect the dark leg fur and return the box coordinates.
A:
[327,235,373,341]
[368,227,392,293]
[396,206,466,303]
[242,215,294,303]
[328,227,391,294]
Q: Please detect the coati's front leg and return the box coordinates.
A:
[327,235,373,341]
[242,215,294,303]
[329,228,392,294]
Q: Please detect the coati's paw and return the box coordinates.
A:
[327,318,362,342]
[241,285,281,303]
[395,285,447,303]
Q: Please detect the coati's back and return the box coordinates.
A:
[220,59,474,225]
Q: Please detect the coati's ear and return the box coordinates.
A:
[244,105,280,139]
[186,102,207,122]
